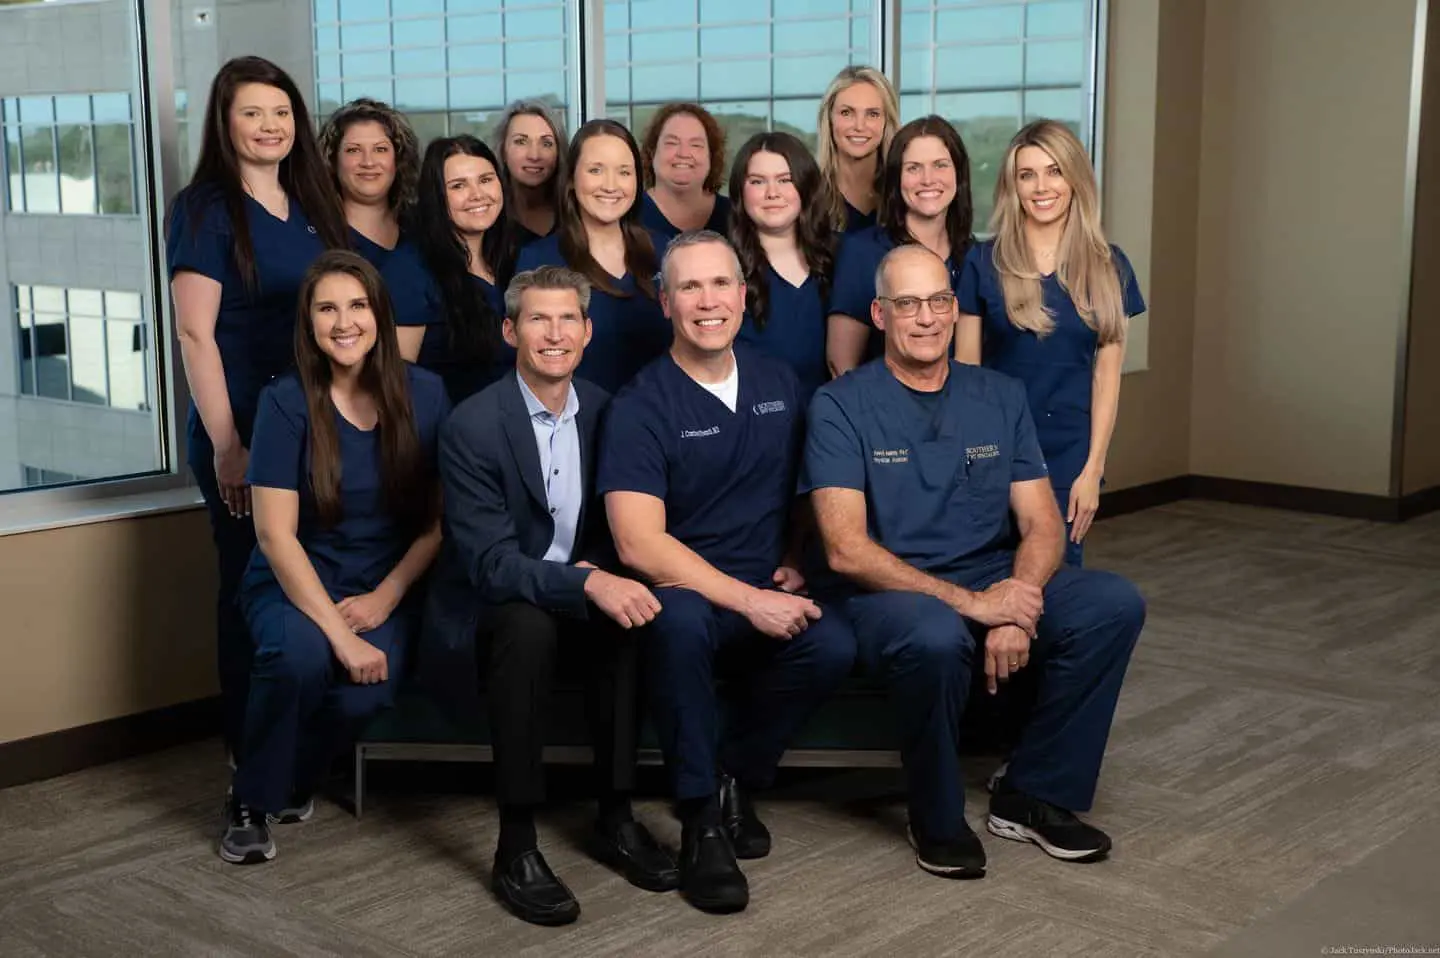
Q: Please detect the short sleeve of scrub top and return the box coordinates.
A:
[799,388,868,494]
[167,188,232,283]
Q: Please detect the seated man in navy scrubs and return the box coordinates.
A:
[420,266,679,926]
[599,230,855,915]
[803,245,1144,880]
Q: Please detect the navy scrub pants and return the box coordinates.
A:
[187,409,257,758]
[644,587,856,801]
[840,556,1144,842]
[232,591,407,813]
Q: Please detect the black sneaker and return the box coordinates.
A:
[987,780,1112,862]
[719,772,771,859]
[679,824,749,914]
[267,794,315,825]
[218,794,275,865]
[906,821,987,879]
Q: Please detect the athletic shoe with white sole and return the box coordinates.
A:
[987,779,1111,862]
[906,821,987,879]
[219,794,276,865]
[267,795,315,825]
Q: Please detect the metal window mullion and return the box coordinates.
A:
[100,307,113,407]
[49,101,62,214]
[61,288,74,402]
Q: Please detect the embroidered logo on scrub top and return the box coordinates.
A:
[681,426,721,439]
[871,447,910,464]
[965,444,1000,461]
[752,400,787,416]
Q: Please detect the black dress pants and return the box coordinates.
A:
[475,602,638,805]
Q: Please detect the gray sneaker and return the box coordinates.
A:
[267,796,315,825]
[219,794,276,865]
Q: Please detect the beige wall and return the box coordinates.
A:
[1402,2,1440,495]
[1103,0,1203,491]
[1188,0,1419,496]
[0,511,217,746]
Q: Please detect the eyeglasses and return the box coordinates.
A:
[876,292,957,317]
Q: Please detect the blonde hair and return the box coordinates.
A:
[816,66,900,233]
[990,120,1127,345]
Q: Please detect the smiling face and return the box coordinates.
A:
[1015,144,1072,227]
[309,271,378,371]
[336,119,395,206]
[831,81,886,162]
[662,241,746,360]
[443,153,502,238]
[899,135,957,221]
[228,82,294,167]
[872,247,956,370]
[503,112,559,189]
[653,111,710,192]
[503,286,592,385]
[741,149,800,235]
[572,133,637,228]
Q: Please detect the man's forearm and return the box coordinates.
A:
[619,531,756,613]
[1011,520,1064,587]
[827,533,976,613]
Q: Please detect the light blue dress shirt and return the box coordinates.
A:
[516,375,583,564]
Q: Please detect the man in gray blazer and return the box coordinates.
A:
[420,266,676,927]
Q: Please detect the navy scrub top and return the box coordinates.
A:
[828,225,963,363]
[597,344,805,589]
[639,191,732,241]
[166,184,328,441]
[957,240,1146,489]
[801,359,1048,586]
[240,364,451,603]
[350,226,399,270]
[515,230,672,393]
[737,265,829,401]
[843,199,877,236]
[382,239,516,404]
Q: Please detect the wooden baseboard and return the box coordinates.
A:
[1101,475,1440,523]
[0,696,220,790]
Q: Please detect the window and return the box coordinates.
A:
[14,285,151,410]
[314,0,574,144]
[1,93,137,215]
[603,0,877,171]
[899,0,1098,227]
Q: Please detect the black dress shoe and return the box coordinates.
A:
[491,848,580,926]
[719,773,772,859]
[591,819,681,892]
[679,824,749,914]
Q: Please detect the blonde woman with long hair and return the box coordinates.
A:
[955,120,1145,566]
[815,66,900,235]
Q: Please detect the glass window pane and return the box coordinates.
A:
[56,125,96,215]
[315,0,340,22]
[4,126,23,211]
[632,29,698,63]
[936,5,1023,43]
[30,286,67,314]
[1025,39,1087,85]
[54,95,92,125]
[700,25,769,58]
[504,6,564,37]
[343,51,392,78]
[16,309,36,395]
[20,127,59,214]
[771,97,822,144]
[774,54,851,98]
[936,43,1023,89]
[701,59,771,100]
[70,316,108,405]
[1027,0,1088,38]
[627,64,697,102]
[107,322,148,410]
[32,312,70,400]
[394,76,448,112]
[448,73,505,110]
[392,17,444,46]
[447,14,502,43]
[343,78,394,102]
[448,110,492,138]
[505,70,566,104]
[105,291,142,320]
[339,0,389,20]
[18,96,55,124]
[316,53,342,82]
[68,290,105,318]
[1,97,18,124]
[503,39,565,70]
[409,111,451,146]
[93,125,135,215]
[90,93,132,123]
[1024,87,1084,129]
[625,0,691,29]
[341,22,391,49]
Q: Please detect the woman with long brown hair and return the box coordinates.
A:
[317,97,422,266]
[218,251,450,865]
[640,102,731,240]
[956,120,1145,566]
[493,99,569,243]
[826,115,974,376]
[728,131,835,399]
[515,119,670,392]
[167,55,348,775]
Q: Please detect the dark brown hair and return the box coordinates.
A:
[557,119,658,299]
[318,97,422,215]
[294,250,433,531]
[641,102,727,194]
[185,56,348,288]
[727,132,835,329]
[878,115,974,264]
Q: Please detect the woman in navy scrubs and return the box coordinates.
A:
[493,99,568,245]
[515,119,669,393]
[956,120,1145,566]
[168,56,348,766]
[816,66,900,237]
[639,103,731,241]
[382,136,519,403]
[318,97,421,268]
[827,115,974,376]
[728,131,835,400]
[220,250,449,864]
